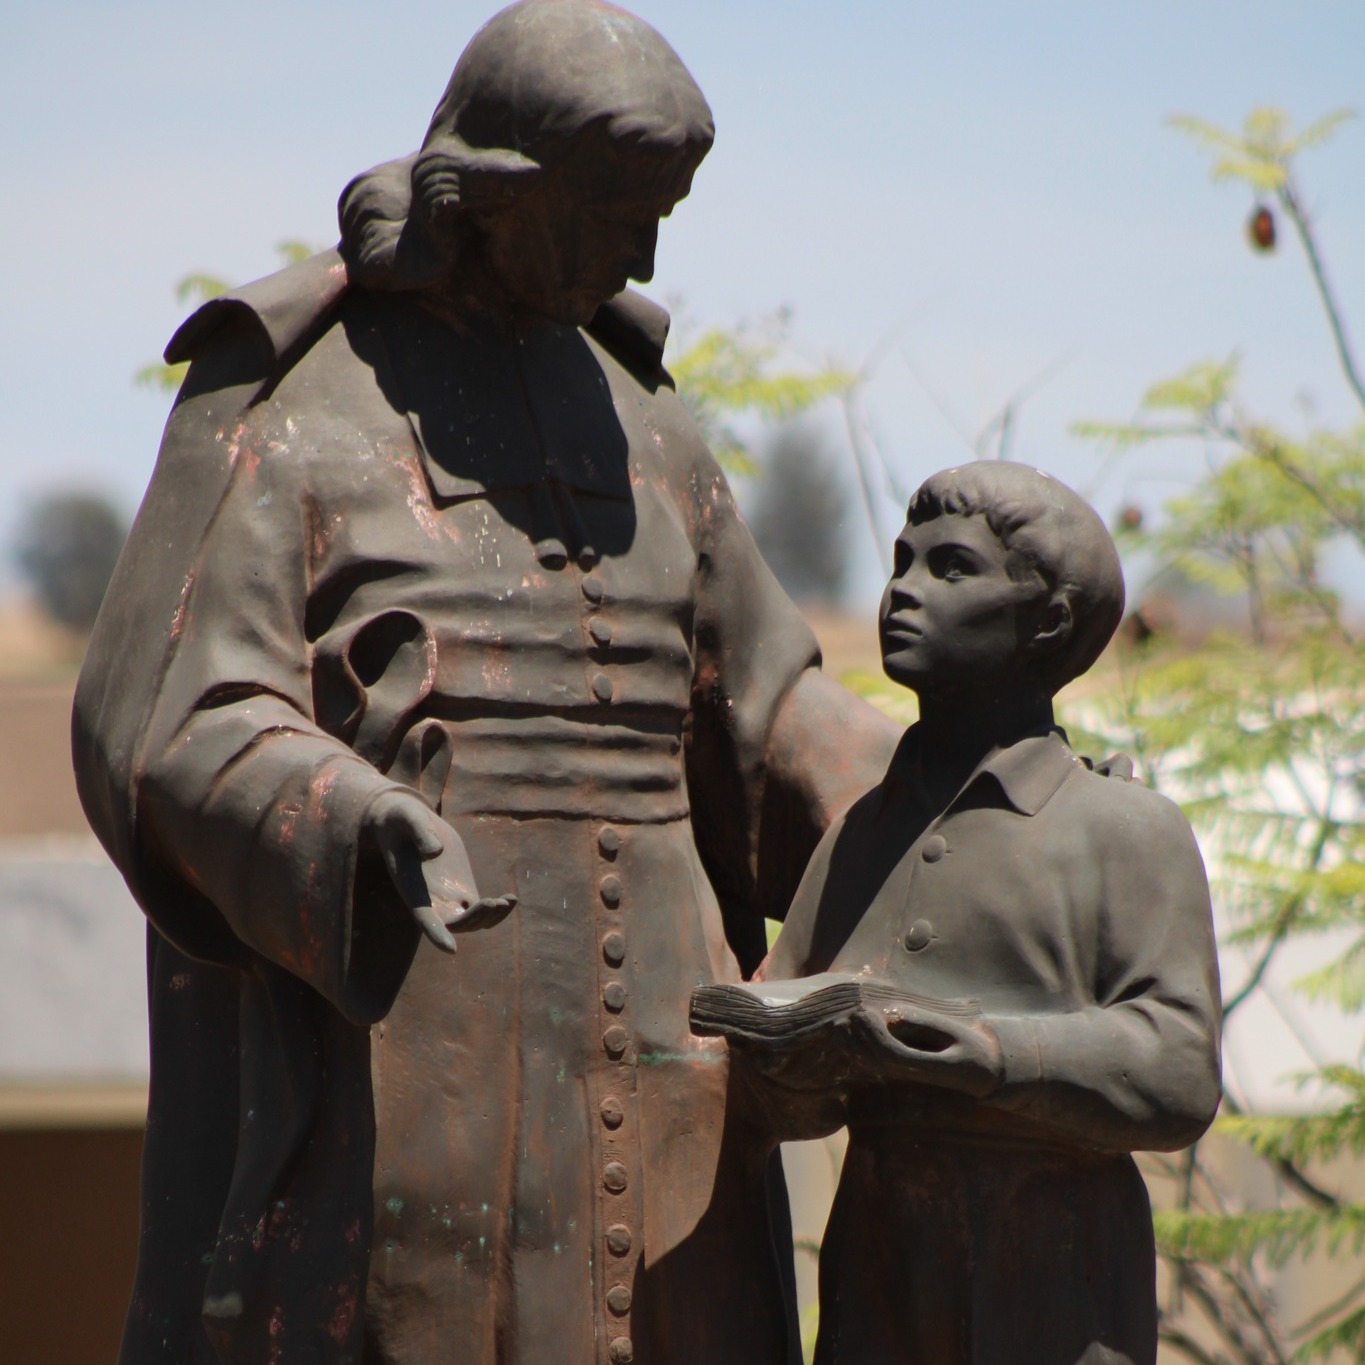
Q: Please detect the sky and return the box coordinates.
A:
[3,0,1364,605]
[4,1,1365,1104]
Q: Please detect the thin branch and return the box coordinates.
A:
[1212,1263,1291,1365]
[839,389,892,573]
[1275,1157,1341,1213]
[1221,812,1337,1017]
[973,348,1077,462]
[897,346,978,457]
[1181,1263,1282,1365]
[1292,1273,1365,1338]
[1216,1090,1340,1210]
[1228,421,1365,563]
[1158,1324,1229,1365]
[1279,177,1365,418]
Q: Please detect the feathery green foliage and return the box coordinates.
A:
[1072,106,1365,1365]
[667,315,854,475]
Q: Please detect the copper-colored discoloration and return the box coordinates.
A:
[73,7,902,1364]
[168,571,195,643]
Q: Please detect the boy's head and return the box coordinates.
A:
[879,463,1125,701]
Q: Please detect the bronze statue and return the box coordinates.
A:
[73,4,897,1362]
[695,463,1223,1365]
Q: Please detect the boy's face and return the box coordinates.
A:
[879,511,1047,698]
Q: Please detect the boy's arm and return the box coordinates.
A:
[846,785,1222,1154]
[989,788,1222,1152]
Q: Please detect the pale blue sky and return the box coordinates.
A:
[4,0,1363,601]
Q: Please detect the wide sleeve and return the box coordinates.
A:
[992,788,1223,1153]
[76,333,420,1025]
[684,451,899,975]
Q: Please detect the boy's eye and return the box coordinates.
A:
[929,547,975,581]
[892,539,913,577]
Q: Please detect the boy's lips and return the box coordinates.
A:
[883,618,923,640]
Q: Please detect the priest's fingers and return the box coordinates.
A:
[419,837,482,913]
[411,902,459,954]
[442,894,518,933]
[368,790,444,861]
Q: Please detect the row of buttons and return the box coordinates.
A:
[595,818,635,1364]
[904,832,949,953]
[584,574,615,704]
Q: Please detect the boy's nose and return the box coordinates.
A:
[891,576,922,610]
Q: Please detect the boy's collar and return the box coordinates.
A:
[889,724,1085,818]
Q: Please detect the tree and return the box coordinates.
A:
[665,310,853,476]
[14,491,128,631]
[747,420,851,604]
[1074,106,1365,1365]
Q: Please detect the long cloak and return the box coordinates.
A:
[73,252,898,1365]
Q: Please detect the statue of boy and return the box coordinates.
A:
[74,4,896,1363]
[700,463,1222,1365]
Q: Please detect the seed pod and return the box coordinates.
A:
[1247,205,1276,253]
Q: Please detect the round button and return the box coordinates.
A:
[606,1224,633,1256]
[592,672,614,703]
[578,547,600,571]
[603,1025,629,1058]
[921,833,948,863]
[598,826,621,857]
[606,1285,633,1316]
[904,919,933,952]
[534,538,568,570]
[603,1161,629,1193]
[602,931,626,966]
[600,1097,625,1129]
[590,617,613,646]
[600,874,622,907]
[603,981,627,1012]
[609,1337,634,1364]
[582,575,605,603]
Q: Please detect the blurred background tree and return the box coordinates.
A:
[13,491,128,632]
[1072,106,1365,1365]
[747,420,851,605]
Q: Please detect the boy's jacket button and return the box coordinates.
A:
[904,920,934,952]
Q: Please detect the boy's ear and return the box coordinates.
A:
[1030,595,1073,655]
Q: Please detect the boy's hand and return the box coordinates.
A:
[851,1004,1003,1098]
[365,790,517,953]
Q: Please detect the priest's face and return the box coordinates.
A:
[470,145,689,327]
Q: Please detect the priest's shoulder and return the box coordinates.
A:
[585,288,673,389]
[162,249,350,406]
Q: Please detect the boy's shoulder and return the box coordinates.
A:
[1049,747,1189,828]
[1042,744,1204,882]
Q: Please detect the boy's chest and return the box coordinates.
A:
[826,799,1105,1013]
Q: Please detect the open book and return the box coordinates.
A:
[690,971,980,1051]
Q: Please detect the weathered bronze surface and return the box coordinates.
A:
[73,4,897,1362]
[700,463,1223,1365]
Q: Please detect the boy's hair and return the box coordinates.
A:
[908,462,1125,692]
